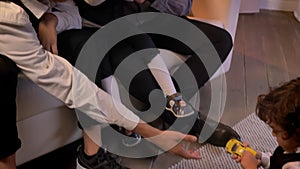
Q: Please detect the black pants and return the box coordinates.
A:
[64,0,233,113]
[126,20,232,108]
[0,55,21,159]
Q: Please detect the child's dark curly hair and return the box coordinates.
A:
[256,77,300,141]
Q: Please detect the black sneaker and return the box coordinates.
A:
[166,93,195,118]
[76,145,129,169]
[189,115,241,147]
[121,131,142,147]
[160,109,240,147]
[110,125,141,147]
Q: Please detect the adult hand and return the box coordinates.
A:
[133,122,201,159]
[38,13,58,54]
[151,130,201,159]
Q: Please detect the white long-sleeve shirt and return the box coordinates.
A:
[0,0,140,130]
[21,0,82,33]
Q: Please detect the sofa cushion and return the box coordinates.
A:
[16,73,65,121]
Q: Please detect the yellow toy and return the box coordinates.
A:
[225,139,257,157]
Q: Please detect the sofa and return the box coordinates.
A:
[16,0,241,165]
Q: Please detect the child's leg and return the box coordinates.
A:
[147,54,176,96]
[109,34,195,117]
[127,34,195,117]
[147,54,195,117]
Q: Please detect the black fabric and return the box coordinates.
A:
[74,0,126,26]
[269,146,300,169]
[0,0,35,159]
[57,27,98,66]
[63,0,233,131]
[74,0,233,117]
[0,54,21,159]
[124,23,232,106]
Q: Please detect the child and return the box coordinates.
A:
[233,78,300,169]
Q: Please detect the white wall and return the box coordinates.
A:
[240,0,298,13]
[240,0,260,13]
[294,0,300,21]
[260,0,298,11]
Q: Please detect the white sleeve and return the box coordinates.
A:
[0,3,140,130]
[282,161,300,169]
[261,152,272,169]
[51,0,82,33]
[84,0,106,6]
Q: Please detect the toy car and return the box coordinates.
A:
[225,139,257,157]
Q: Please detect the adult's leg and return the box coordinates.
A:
[57,28,133,169]
[0,55,21,169]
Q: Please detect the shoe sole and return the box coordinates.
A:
[122,134,142,147]
[76,158,87,169]
[165,107,195,118]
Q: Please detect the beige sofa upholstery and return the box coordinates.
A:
[16,74,81,165]
[16,0,241,165]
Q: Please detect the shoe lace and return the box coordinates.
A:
[97,149,127,169]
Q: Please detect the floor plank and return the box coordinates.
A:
[221,14,247,126]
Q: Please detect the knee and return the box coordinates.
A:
[216,29,233,62]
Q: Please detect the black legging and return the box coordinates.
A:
[0,55,21,159]
[109,19,233,110]
[73,0,232,110]
[61,0,233,118]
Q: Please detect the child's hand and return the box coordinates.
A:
[38,13,58,54]
[229,141,261,169]
[240,151,259,169]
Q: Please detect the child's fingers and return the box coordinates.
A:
[231,154,241,162]
[231,154,238,159]
[242,141,250,147]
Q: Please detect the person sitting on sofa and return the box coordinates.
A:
[39,2,241,169]
[74,0,240,147]
[37,1,197,169]
[0,1,202,169]
[30,0,240,168]
[38,0,239,168]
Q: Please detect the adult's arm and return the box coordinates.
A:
[0,1,139,130]
[83,0,106,6]
[0,2,201,158]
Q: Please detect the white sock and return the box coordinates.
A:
[147,54,177,96]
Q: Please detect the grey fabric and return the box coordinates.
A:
[150,0,193,16]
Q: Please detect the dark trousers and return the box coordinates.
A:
[126,20,233,108]
[0,55,21,159]
[63,0,233,112]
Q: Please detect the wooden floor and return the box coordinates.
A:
[17,10,300,169]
